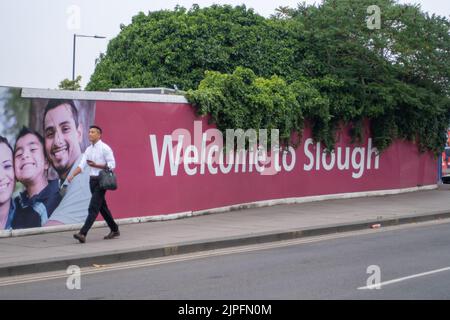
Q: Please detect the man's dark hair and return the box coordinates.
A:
[90,125,102,135]
[14,127,45,154]
[0,135,13,154]
[43,99,79,129]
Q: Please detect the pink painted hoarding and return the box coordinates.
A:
[94,100,437,219]
[0,86,438,231]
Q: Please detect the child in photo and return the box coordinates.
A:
[11,127,62,229]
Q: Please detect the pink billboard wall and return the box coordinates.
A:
[93,99,437,219]
[0,87,437,232]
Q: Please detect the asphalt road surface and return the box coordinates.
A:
[1,220,450,300]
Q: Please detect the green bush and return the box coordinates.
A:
[87,1,450,154]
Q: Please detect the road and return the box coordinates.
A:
[1,220,450,300]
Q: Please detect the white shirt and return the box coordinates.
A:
[78,140,116,176]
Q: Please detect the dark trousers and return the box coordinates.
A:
[80,177,118,236]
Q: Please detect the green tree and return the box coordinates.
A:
[0,87,30,143]
[86,5,303,91]
[290,0,450,153]
[58,76,82,90]
[87,2,450,154]
[186,67,333,147]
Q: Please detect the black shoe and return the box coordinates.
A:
[104,231,120,240]
[73,233,86,243]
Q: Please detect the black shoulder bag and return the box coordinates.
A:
[99,167,118,191]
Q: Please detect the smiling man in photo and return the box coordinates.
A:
[42,100,91,226]
[43,100,83,181]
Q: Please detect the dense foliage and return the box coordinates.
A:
[86,5,301,92]
[87,1,450,154]
[58,76,82,91]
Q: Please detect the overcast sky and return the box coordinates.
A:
[0,0,448,90]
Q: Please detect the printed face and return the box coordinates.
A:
[0,143,14,206]
[14,134,48,185]
[44,104,82,177]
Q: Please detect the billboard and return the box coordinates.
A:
[0,87,438,231]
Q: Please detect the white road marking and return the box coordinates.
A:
[358,267,450,290]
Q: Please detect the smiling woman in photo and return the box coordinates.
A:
[11,127,61,229]
[0,136,15,230]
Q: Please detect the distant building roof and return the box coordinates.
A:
[109,87,183,95]
[21,87,188,104]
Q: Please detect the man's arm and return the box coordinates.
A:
[86,161,108,170]
[68,167,82,183]
[68,151,88,183]
[86,145,115,170]
[104,145,116,170]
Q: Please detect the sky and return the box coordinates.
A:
[0,0,448,90]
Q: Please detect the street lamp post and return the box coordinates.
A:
[72,34,106,81]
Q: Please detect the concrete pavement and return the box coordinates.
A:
[1,186,450,277]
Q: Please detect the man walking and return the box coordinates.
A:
[69,125,119,243]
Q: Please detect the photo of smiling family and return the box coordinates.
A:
[0,87,95,230]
